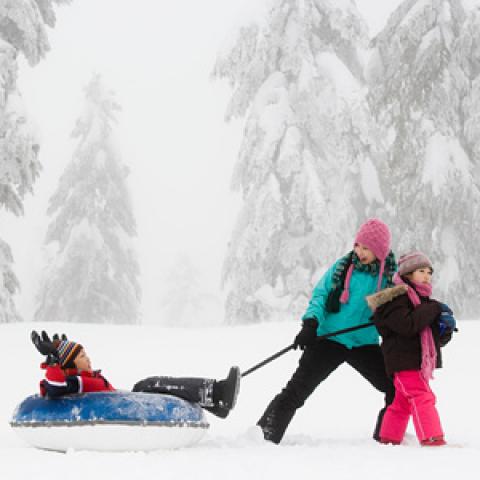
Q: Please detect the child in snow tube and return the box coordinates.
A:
[32,330,240,419]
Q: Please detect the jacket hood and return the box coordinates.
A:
[366,284,408,311]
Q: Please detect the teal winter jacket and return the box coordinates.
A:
[302,259,390,349]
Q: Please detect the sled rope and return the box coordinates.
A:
[241,322,374,378]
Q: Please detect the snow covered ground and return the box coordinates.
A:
[1,320,478,479]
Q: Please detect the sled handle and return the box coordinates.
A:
[241,344,295,378]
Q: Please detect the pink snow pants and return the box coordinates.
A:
[379,370,443,443]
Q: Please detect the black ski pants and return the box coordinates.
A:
[132,376,215,407]
[258,339,395,444]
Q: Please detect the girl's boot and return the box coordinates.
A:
[421,436,446,446]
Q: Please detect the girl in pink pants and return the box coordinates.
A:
[380,370,442,444]
[367,251,456,446]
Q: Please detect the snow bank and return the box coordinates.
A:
[1,320,479,480]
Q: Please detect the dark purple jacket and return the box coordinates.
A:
[373,293,445,376]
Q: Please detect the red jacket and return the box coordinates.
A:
[39,363,115,398]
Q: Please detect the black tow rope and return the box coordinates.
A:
[241,322,374,378]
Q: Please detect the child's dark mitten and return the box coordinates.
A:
[52,333,68,342]
[31,330,59,365]
[437,303,456,335]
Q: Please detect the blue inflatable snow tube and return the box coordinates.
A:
[11,391,209,427]
[11,391,209,451]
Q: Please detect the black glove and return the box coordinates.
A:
[293,318,319,350]
[31,330,59,365]
[439,330,453,348]
[52,333,68,342]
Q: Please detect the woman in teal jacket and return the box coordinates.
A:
[257,218,397,444]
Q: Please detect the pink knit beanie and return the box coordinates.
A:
[354,218,391,262]
[398,251,433,276]
[340,218,392,304]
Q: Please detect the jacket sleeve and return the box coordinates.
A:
[374,297,442,338]
[302,261,337,324]
[40,365,81,398]
[40,366,114,397]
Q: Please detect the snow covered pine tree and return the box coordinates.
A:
[35,74,141,325]
[368,0,480,317]
[0,0,70,322]
[214,0,381,324]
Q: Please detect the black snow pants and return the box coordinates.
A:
[132,376,215,407]
[257,339,395,444]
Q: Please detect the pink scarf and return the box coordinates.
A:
[392,272,437,381]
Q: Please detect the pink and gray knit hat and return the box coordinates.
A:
[398,251,433,277]
[340,218,392,304]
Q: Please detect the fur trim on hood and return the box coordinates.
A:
[366,284,408,312]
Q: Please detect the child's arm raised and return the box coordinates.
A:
[40,364,82,398]
[40,364,114,397]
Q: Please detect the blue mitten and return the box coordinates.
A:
[438,303,456,335]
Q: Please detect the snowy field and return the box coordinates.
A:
[1,320,478,480]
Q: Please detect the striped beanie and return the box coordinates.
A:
[398,251,433,277]
[56,340,83,369]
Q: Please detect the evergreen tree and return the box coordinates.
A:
[0,238,21,323]
[457,6,480,316]
[0,0,69,322]
[368,0,480,316]
[214,0,378,324]
[160,253,216,326]
[35,74,141,324]
[0,38,40,217]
